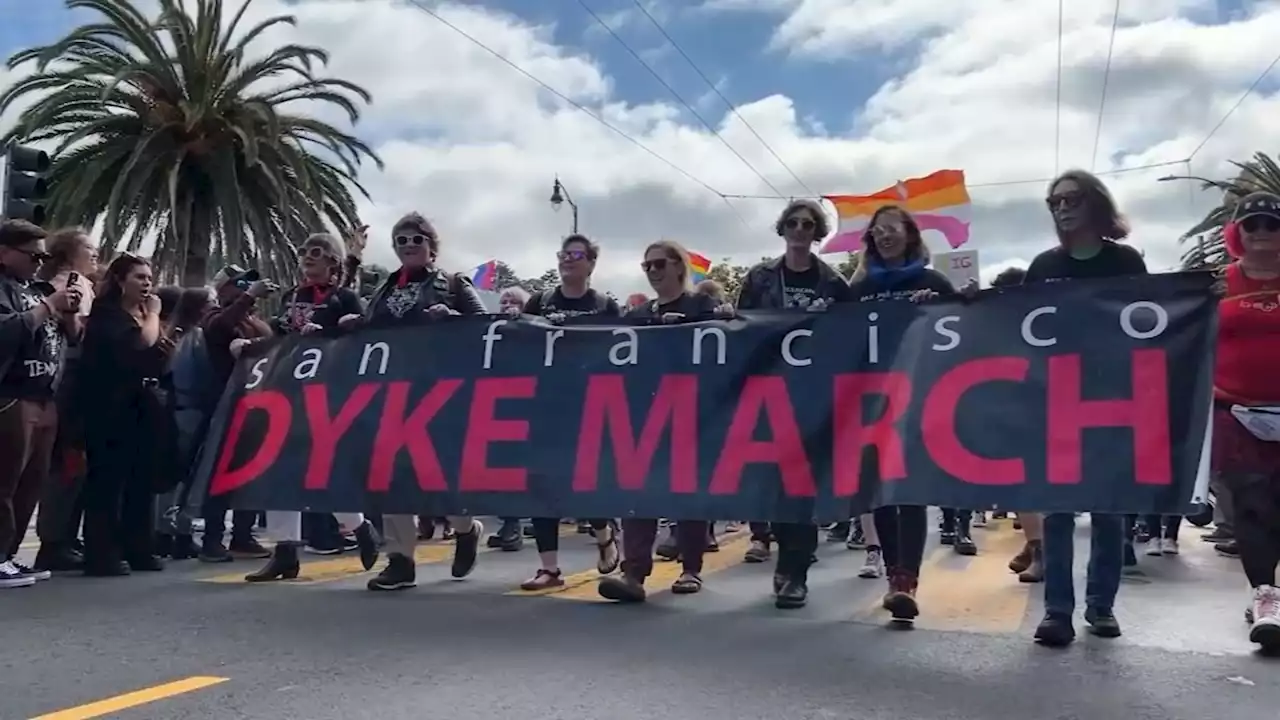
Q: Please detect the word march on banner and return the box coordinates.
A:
[194,273,1217,522]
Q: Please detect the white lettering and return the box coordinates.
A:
[482,321,507,370]
[867,312,880,364]
[932,316,961,351]
[1119,301,1168,340]
[22,359,57,378]
[543,328,565,367]
[358,342,390,376]
[293,348,323,380]
[245,358,268,389]
[692,327,726,366]
[781,329,812,367]
[1021,306,1056,347]
[609,328,639,366]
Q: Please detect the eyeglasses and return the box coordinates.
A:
[641,258,670,273]
[12,247,51,263]
[1241,215,1280,233]
[785,217,816,231]
[1045,192,1085,211]
[558,249,589,262]
[394,234,433,247]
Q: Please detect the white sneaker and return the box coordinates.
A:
[1161,538,1180,555]
[971,512,987,528]
[1142,540,1163,557]
[0,560,36,589]
[858,548,884,579]
[1249,586,1280,649]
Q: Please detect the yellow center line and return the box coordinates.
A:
[31,676,229,720]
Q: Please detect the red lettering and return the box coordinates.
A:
[459,377,537,492]
[368,380,462,492]
[302,383,381,490]
[1047,349,1171,485]
[709,376,815,497]
[831,372,910,497]
[922,357,1029,485]
[207,391,292,497]
[572,374,698,493]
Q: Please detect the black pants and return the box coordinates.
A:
[1142,514,1183,539]
[875,505,927,574]
[941,509,971,532]
[530,518,609,552]
[1223,472,1280,588]
[773,522,817,579]
[200,492,256,547]
[82,424,155,563]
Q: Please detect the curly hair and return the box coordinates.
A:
[774,199,830,240]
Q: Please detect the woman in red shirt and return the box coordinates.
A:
[1212,192,1280,651]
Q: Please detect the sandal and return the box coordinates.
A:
[671,573,703,594]
[596,526,620,574]
[519,568,564,591]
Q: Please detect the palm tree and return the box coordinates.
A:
[0,0,382,285]
[1163,152,1280,270]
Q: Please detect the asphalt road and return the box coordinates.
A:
[4,516,1278,720]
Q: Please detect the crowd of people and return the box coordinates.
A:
[2,169,1279,652]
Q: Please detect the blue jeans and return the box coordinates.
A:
[1043,513,1124,619]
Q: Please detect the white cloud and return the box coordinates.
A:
[3,0,1277,296]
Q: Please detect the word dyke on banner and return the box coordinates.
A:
[195,273,1217,523]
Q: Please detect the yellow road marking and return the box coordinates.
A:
[860,521,1032,633]
[31,676,228,720]
[510,531,751,602]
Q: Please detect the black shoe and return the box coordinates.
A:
[826,522,850,543]
[126,554,164,572]
[83,559,131,577]
[417,517,435,541]
[1215,540,1241,559]
[199,543,233,563]
[491,518,523,552]
[245,544,301,582]
[1084,608,1122,638]
[451,521,483,578]
[34,543,83,572]
[939,530,956,546]
[229,538,272,559]
[598,574,647,603]
[1201,527,1233,543]
[354,521,381,571]
[1034,614,1075,646]
[775,579,808,609]
[954,530,977,556]
[368,554,416,591]
[171,535,200,560]
[154,534,174,558]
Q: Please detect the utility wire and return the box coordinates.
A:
[577,0,786,197]
[1053,0,1064,176]
[628,0,818,197]
[1186,48,1280,161]
[1090,0,1121,171]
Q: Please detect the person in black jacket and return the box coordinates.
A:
[735,199,853,609]
[246,232,381,583]
[357,212,489,593]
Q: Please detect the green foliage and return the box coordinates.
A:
[1169,152,1280,270]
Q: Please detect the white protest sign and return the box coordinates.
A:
[934,249,979,289]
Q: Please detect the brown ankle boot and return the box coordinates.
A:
[1009,542,1033,573]
[1018,540,1044,583]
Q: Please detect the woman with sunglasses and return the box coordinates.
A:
[1027,169,1146,647]
[345,213,489,593]
[245,232,380,583]
[1209,192,1280,651]
[735,199,853,609]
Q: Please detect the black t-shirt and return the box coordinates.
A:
[0,277,65,400]
[780,265,821,309]
[523,287,621,318]
[79,302,167,408]
[625,291,718,319]
[1023,241,1148,282]
[274,284,363,334]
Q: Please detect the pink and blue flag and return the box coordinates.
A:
[470,259,498,291]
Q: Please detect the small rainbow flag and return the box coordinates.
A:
[470,259,498,291]
[687,251,712,284]
[820,169,972,254]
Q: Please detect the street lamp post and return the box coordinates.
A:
[549,176,579,234]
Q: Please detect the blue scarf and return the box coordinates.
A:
[863,256,927,292]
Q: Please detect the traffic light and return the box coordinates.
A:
[2,142,50,225]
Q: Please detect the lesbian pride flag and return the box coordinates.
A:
[470,259,498,291]
[687,251,712,284]
[820,169,972,254]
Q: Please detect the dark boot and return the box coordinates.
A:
[170,534,200,560]
[451,520,482,578]
[245,543,301,583]
[882,568,920,621]
[34,542,83,572]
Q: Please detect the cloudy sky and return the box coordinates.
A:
[1,0,1277,294]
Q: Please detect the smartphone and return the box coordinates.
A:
[67,271,81,288]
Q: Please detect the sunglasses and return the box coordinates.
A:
[394,234,434,247]
[301,246,334,260]
[558,249,589,262]
[785,217,816,231]
[641,258,670,273]
[1241,215,1280,233]
[12,247,51,263]
[1046,192,1085,211]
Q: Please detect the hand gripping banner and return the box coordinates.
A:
[194,273,1217,523]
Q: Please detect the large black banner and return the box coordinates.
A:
[196,273,1216,522]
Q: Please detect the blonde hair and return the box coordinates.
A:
[38,226,91,281]
[644,239,692,290]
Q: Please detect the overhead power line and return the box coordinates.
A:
[576,0,786,197]
[1090,0,1122,171]
[1053,0,1064,176]
[1186,47,1280,161]
[628,0,818,197]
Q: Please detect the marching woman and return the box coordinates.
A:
[352,213,489,592]
[735,199,853,609]
[1209,193,1280,651]
[847,204,970,623]
[245,232,380,582]
[596,239,732,603]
